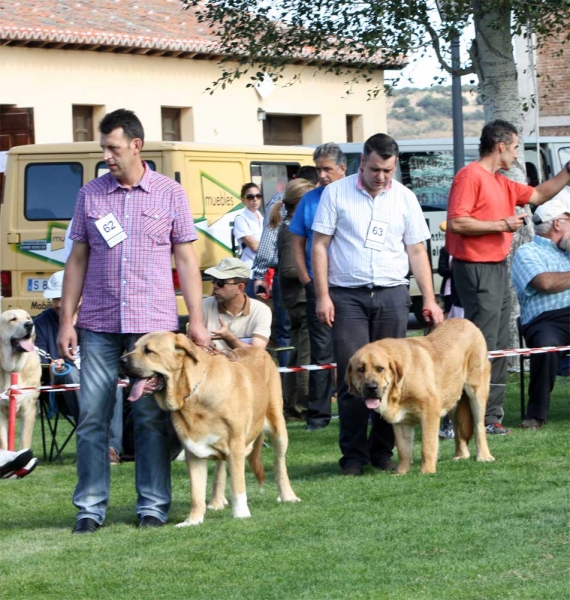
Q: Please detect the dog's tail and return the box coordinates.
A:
[456,392,473,443]
[247,433,266,489]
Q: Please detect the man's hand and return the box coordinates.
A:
[254,279,268,298]
[57,322,78,362]
[52,358,67,374]
[210,317,229,341]
[422,300,444,326]
[503,213,530,232]
[316,295,335,328]
[187,321,211,346]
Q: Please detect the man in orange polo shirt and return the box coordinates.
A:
[446,119,570,434]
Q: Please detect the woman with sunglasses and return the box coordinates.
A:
[233,183,263,297]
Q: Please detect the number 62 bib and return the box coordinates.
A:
[95,212,127,248]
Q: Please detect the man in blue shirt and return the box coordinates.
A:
[512,190,570,429]
[290,143,346,431]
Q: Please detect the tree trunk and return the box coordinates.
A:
[471,0,534,366]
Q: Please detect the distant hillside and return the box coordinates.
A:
[386,85,485,140]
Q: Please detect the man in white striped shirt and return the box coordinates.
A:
[312,133,443,476]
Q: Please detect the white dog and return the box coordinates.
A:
[0,310,41,450]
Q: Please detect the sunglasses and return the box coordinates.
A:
[245,193,262,200]
[212,279,239,288]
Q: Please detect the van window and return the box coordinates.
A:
[399,150,478,210]
[95,160,156,178]
[25,163,83,220]
[559,147,570,168]
[250,162,299,214]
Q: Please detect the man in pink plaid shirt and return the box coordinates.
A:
[58,109,210,534]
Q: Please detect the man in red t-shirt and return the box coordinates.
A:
[447,119,570,435]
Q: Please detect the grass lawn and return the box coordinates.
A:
[1,373,569,600]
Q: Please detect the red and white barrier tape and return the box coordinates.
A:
[2,345,569,399]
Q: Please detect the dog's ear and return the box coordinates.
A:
[388,357,404,402]
[345,357,358,395]
[174,333,199,362]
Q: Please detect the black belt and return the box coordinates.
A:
[454,258,507,266]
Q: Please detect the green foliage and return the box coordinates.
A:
[393,96,411,108]
[417,95,453,117]
[180,0,568,94]
[1,374,569,599]
[465,108,485,120]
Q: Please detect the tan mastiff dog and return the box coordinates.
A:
[0,309,41,450]
[346,319,495,474]
[121,333,300,526]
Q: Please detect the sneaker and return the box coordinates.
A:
[520,418,544,430]
[6,457,39,479]
[0,448,34,478]
[109,447,121,465]
[439,425,455,440]
[485,423,512,435]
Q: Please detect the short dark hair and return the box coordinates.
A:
[363,134,399,160]
[313,143,347,167]
[479,119,518,157]
[295,165,319,185]
[240,182,259,198]
[99,109,145,144]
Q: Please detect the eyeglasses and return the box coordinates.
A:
[556,217,570,222]
[245,193,262,200]
[212,279,239,288]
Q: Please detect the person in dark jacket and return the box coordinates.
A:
[34,271,123,463]
[271,179,316,424]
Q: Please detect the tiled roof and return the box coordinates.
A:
[0,0,396,67]
[0,0,223,59]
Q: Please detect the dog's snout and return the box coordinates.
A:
[119,356,129,367]
[363,381,379,396]
[24,321,33,333]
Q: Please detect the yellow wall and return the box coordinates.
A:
[2,46,387,145]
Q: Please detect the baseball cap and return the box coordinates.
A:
[533,188,570,223]
[44,270,65,299]
[204,257,250,280]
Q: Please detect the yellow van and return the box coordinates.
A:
[0,141,313,317]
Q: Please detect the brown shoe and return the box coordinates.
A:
[520,418,544,430]
[109,447,121,465]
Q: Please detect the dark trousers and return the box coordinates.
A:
[330,285,409,468]
[283,303,310,414]
[272,276,292,368]
[522,308,570,422]
[453,260,510,425]
[305,281,334,426]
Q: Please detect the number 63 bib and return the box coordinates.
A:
[95,212,127,248]
[365,219,389,251]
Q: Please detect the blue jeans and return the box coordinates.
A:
[54,364,122,452]
[73,330,172,525]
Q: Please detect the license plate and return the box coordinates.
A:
[27,278,49,292]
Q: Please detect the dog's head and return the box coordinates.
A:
[120,332,201,411]
[0,309,36,354]
[346,343,403,415]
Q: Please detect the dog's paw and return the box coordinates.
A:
[453,453,470,461]
[176,516,204,527]
[232,507,252,519]
[277,494,301,503]
[207,497,229,511]
[476,454,495,462]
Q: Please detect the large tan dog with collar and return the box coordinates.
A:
[0,309,41,450]
[121,333,300,526]
[346,319,495,474]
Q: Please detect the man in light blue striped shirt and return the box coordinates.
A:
[312,133,444,476]
[512,190,570,430]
